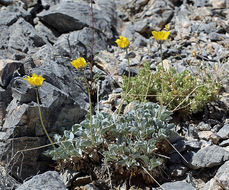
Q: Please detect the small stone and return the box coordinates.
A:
[210,0,226,8]
[217,124,229,139]
[197,122,211,131]
[198,131,213,140]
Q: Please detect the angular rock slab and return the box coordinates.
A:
[0,59,22,87]
[191,145,229,169]
[217,124,229,139]
[153,181,196,190]
[201,160,229,190]
[38,0,116,38]
[16,171,66,190]
[8,18,46,53]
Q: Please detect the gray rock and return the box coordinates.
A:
[209,32,229,41]
[154,181,196,190]
[0,59,22,87]
[0,0,13,5]
[193,0,211,7]
[38,0,116,38]
[53,27,107,59]
[201,160,229,190]
[8,18,47,53]
[16,171,66,190]
[35,21,58,44]
[217,124,229,139]
[220,139,229,147]
[191,145,229,168]
[210,0,226,8]
[0,5,29,26]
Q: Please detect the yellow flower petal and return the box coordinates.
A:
[24,74,45,87]
[152,31,170,41]
[71,57,87,70]
[115,36,129,49]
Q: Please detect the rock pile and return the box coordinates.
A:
[0,0,229,189]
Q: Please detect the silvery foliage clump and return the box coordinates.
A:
[46,102,174,171]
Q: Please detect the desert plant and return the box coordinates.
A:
[122,62,221,114]
[45,102,174,183]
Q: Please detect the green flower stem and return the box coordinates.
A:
[117,48,130,117]
[126,48,131,93]
[159,42,164,118]
[160,43,163,69]
[35,88,56,149]
[86,81,94,143]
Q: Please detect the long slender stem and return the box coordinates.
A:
[117,48,130,118]
[160,43,163,69]
[85,77,94,143]
[158,43,164,118]
[35,88,56,149]
[126,48,131,92]
[90,0,95,86]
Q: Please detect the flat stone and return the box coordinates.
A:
[191,145,229,168]
[210,0,226,8]
[201,160,229,190]
[198,131,213,140]
[16,171,66,190]
[0,59,22,87]
[220,139,229,147]
[154,181,196,190]
[217,124,229,139]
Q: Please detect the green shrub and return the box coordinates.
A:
[122,62,221,114]
[45,102,174,183]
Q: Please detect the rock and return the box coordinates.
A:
[153,181,196,190]
[198,131,213,140]
[1,66,88,179]
[0,87,12,126]
[38,0,116,39]
[209,32,229,41]
[0,0,13,5]
[220,139,229,147]
[191,145,229,169]
[0,59,22,87]
[53,27,107,59]
[193,0,211,7]
[16,171,66,190]
[35,21,58,44]
[202,160,229,190]
[197,122,211,131]
[8,18,47,53]
[0,5,29,26]
[217,124,229,139]
[210,0,226,8]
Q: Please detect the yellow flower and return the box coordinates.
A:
[115,36,129,49]
[152,31,170,41]
[24,73,45,87]
[71,57,87,70]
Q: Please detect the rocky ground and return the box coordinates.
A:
[0,0,229,189]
